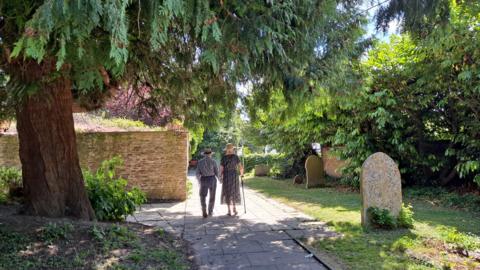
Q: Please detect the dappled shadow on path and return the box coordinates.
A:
[130,176,339,270]
[131,204,338,269]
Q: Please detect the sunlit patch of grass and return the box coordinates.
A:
[246,177,480,270]
[73,113,167,132]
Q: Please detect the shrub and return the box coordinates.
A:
[340,175,360,189]
[0,166,22,203]
[84,156,146,221]
[368,205,416,230]
[398,203,415,229]
[0,166,22,188]
[367,207,397,229]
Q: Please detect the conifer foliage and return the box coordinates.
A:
[0,0,365,218]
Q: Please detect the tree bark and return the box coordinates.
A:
[16,65,95,219]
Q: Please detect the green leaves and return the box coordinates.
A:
[2,0,361,134]
[10,37,26,59]
[202,50,219,74]
[55,36,67,70]
[84,156,146,221]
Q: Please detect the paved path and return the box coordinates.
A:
[128,174,337,270]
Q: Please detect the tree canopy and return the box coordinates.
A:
[1,0,367,126]
[0,0,370,218]
[244,1,480,188]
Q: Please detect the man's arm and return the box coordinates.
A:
[196,159,202,181]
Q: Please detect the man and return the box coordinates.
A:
[196,148,219,218]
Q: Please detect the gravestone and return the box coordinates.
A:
[305,155,325,188]
[361,152,402,227]
[254,164,270,176]
[293,174,304,184]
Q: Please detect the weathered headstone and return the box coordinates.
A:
[305,155,325,188]
[254,164,270,176]
[293,174,304,184]
[361,152,402,227]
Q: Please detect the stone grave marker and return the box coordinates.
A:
[254,164,270,176]
[293,174,304,184]
[361,152,402,227]
[305,155,325,188]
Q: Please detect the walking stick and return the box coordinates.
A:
[238,144,247,214]
[241,175,246,214]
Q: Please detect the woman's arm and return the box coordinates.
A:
[237,156,244,176]
[239,163,244,176]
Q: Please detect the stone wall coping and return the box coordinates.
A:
[0,129,188,136]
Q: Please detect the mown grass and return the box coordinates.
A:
[246,177,480,270]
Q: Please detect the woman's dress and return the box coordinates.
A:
[220,154,241,205]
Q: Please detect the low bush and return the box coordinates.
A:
[84,156,146,221]
[0,167,22,186]
[398,203,415,229]
[368,204,416,230]
[0,166,22,203]
[367,207,397,229]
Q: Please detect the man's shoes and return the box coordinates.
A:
[208,211,213,217]
[202,213,208,218]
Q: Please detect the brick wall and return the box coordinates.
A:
[0,131,188,201]
[321,147,347,178]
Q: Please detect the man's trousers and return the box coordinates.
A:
[199,176,216,215]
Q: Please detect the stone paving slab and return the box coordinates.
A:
[130,173,336,269]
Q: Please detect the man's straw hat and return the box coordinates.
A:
[202,148,214,155]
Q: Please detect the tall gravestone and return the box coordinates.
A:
[305,155,325,188]
[361,152,402,227]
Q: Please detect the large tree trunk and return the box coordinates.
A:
[16,64,95,219]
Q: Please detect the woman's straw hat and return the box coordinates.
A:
[223,143,236,152]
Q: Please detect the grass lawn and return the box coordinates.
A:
[246,177,480,270]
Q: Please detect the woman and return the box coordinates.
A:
[220,143,244,216]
